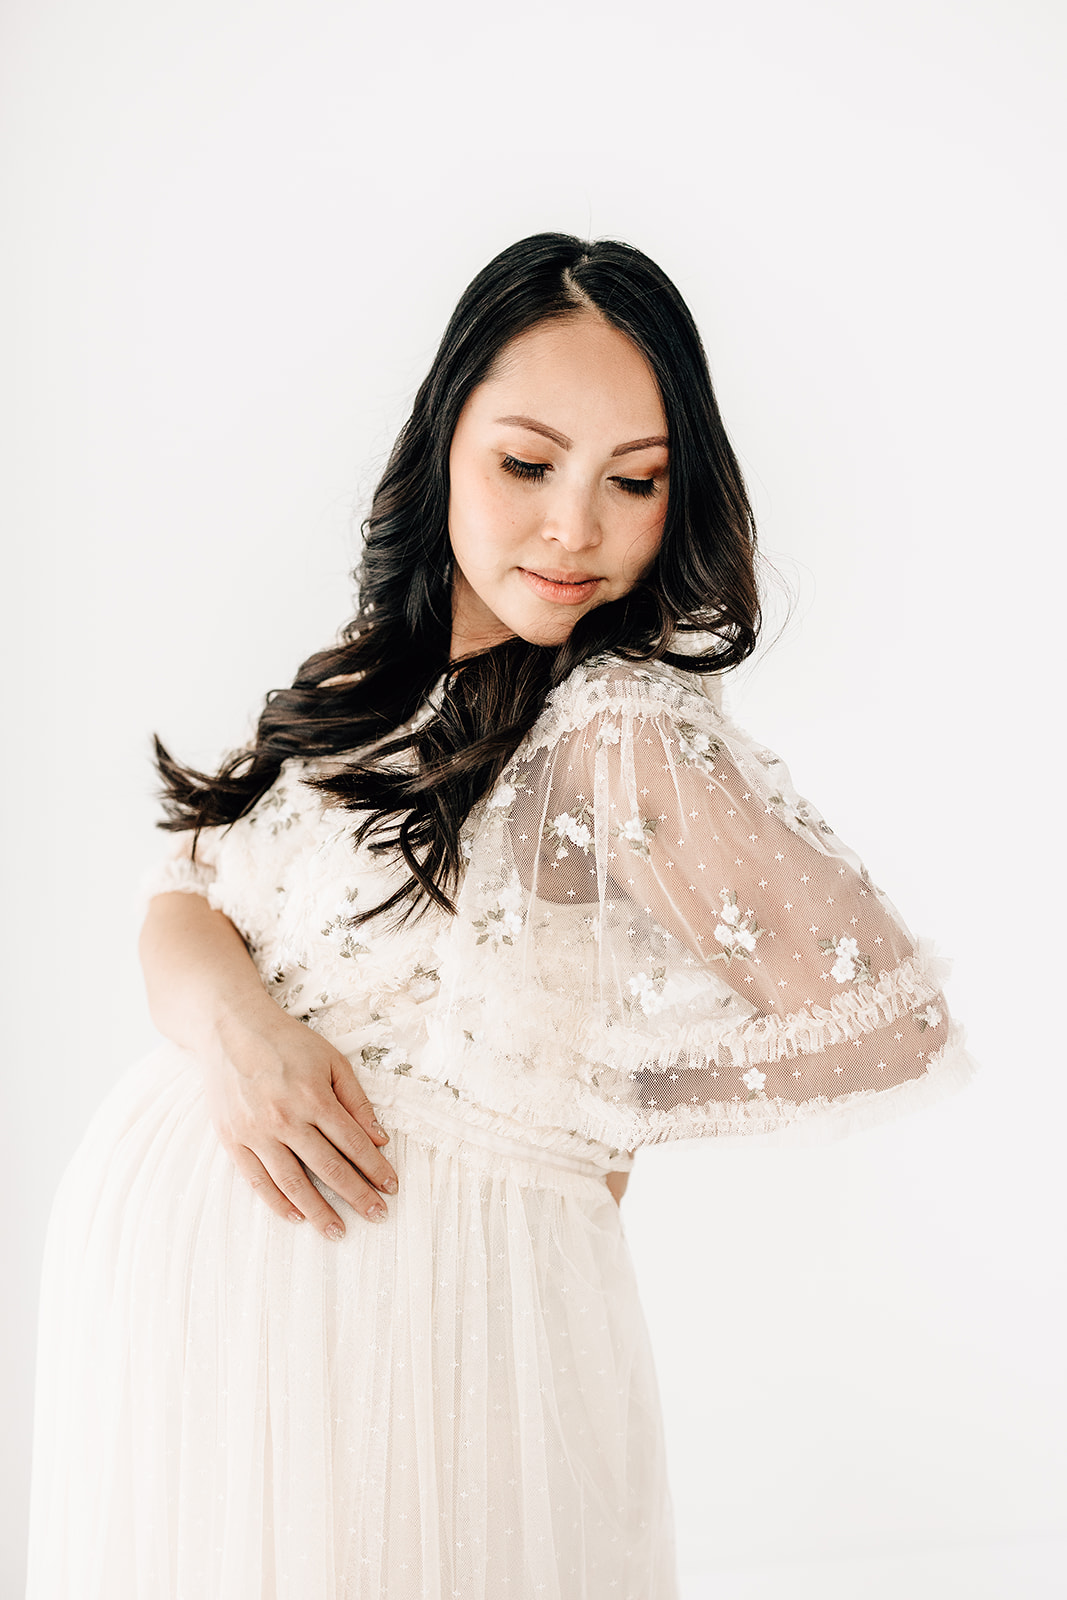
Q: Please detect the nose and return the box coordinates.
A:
[540,483,602,553]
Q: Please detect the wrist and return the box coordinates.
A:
[195,986,288,1070]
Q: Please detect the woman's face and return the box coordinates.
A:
[447,311,669,656]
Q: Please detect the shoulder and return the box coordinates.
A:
[520,652,728,756]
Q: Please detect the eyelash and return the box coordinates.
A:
[500,454,658,499]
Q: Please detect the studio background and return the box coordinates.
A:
[2,1,1064,1595]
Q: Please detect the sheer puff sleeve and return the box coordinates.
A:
[443,664,977,1150]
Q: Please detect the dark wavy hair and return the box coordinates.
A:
[154,232,762,924]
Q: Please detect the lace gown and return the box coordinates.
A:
[25,656,976,1599]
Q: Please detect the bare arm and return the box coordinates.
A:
[139,891,399,1239]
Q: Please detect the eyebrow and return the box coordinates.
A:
[494,415,668,457]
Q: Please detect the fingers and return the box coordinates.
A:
[293,1123,397,1227]
[316,1098,399,1200]
[212,1041,401,1240]
[231,1132,388,1238]
[330,1057,391,1146]
[228,1144,316,1228]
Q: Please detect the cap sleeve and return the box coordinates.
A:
[137,827,223,914]
[451,668,977,1148]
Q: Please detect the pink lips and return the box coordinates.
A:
[519,567,602,605]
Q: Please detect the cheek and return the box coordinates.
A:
[449,464,523,564]
[622,503,667,578]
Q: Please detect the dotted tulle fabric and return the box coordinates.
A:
[26,654,975,1598]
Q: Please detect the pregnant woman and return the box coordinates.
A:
[26,232,975,1598]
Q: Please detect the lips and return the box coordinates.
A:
[519,567,602,605]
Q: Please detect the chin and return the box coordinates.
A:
[512,613,590,648]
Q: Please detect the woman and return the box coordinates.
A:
[26,233,975,1598]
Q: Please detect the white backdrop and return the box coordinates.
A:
[2,0,1065,1594]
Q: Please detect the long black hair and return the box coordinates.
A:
[154,232,762,924]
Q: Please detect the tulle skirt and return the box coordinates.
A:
[25,1042,678,1599]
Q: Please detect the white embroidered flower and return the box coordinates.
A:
[711,890,764,964]
[620,817,646,844]
[497,874,524,914]
[489,783,516,809]
[472,870,526,948]
[676,721,720,768]
[821,931,872,985]
[628,969,666,1015]
[922,1005,942,1027]
[597,722,621,746]
[569,821,592,850]
[741,1067,766,1094]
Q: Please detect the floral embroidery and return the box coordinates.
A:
[741,1066,767,1098]
[915,1004,942,1031]
[473,870,525,948]
[820,933,874,985]
[628,966,667,1016]
[596,721,622,749]
[767,791,834,837]
[408,965,441,1002]
[487,782,517,818]
[711,891,764,962]
[545,801,595,858]
[676,722,722,770]
[253,787,299,837]
[360,1044,414,1076]
[615,814,657,859]
[321,887,369,959]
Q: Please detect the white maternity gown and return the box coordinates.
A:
[25,654,976,1599]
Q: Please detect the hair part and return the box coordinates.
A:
[154,233,763,925]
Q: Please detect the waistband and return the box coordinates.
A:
[381,1094,613,1181]
[332,1043,632,1180]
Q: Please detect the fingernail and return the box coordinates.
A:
[367,1205,388,1223]
[371,1121,389,1141]
[326,1222,345,1241]
[288,1210,305,1223]
[381,1176,398,1195]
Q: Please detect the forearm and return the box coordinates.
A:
[138,891,278,1058]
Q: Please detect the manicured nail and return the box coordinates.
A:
[288,1210,305,1223]
[381,1176,398,1195]
[371,1121,389,1141]
[326,1222,345,1240]
[367,1205,388,1223]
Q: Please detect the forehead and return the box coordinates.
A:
[473,313,667,433]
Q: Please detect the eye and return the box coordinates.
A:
[501,454,550,483]
[612,476,658,499]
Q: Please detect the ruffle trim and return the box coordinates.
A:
[331,1014,977,1160]
[622,1020,980,1150]
[592,942,949,1076]
[514,658,730,762]
[134,857,216,920]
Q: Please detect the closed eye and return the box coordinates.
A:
[501,454,550,483]
[502,455,660,499]
[611,476,658,499]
